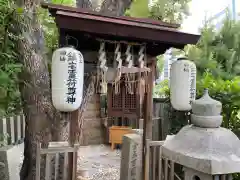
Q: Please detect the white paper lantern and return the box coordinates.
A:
[170,57,196,111]
[51,46,84,112]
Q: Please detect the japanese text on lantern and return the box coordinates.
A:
[66,51,77,104]
[189,64,196,105]
[60,50,67,61]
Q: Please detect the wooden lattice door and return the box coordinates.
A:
[107,83,139,119]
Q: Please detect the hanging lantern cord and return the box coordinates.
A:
[65,35,79,48]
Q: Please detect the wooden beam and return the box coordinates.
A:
[142,92,148,180]
[146,62,155,139]
[121,66,151,74]
[142,61,156,180]
[69,110,79,180]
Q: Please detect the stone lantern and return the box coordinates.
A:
[162,89,240,179]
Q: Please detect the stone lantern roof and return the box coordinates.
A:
[162,89,240,175]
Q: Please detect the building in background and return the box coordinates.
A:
[156,0,240,84]
[163,49,177,81]
[207,0,240,30]
[156,48,178,84]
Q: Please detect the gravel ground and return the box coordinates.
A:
[77,144,121,180]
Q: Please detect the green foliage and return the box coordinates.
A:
[155,17,240,141]
[153,80,169,98]
[188,17,240,136]
[0,0,74,116]
[197,73,240,132]
[149,0,191,24]
[39,8,59,60]
[125,0,149,18]
[0,0,23,116]
[51,0,75,6]
[39,0,75,60]
[126,0,191,24]
[156,55,164,74]
[187,17,240,80]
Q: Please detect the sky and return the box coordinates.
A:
[181,0,239,34]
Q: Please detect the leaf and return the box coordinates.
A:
[16,7,24,14]
[126,0,150,18]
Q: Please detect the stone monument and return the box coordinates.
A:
[162,89,240,179]
[120,133,142,180]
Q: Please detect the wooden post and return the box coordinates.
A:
[69,110,79,180]
[142,60,156,180]
[36,142,41,180]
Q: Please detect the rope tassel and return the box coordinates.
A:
[138,46,145,68]
[98,42,108,94]
[113,43,122,94]
[125,45,133,68]
[138,45,148,93]
[99,42,108,72]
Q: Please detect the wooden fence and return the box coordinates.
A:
[153,98,170,141]
[146,140,183,180]
[36,142,79,180]
[0,102,168,145]
[0,114,25,146]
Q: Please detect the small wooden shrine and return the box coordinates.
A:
[42,2,200,179]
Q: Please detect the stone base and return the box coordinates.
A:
[0,143,24,180]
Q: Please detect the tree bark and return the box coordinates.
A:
[100,0,132,16]
[76,0,132,16]
[76,0,92,8]
[16,1,69,180]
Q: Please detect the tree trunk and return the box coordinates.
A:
[76,0,92,8]
[76,0,132,16]
[16,1,69,180]
[100,0,132,16]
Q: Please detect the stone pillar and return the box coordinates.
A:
[120,133,142,180]
[162,89,240,179]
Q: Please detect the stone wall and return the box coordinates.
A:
[81,93,104,145]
